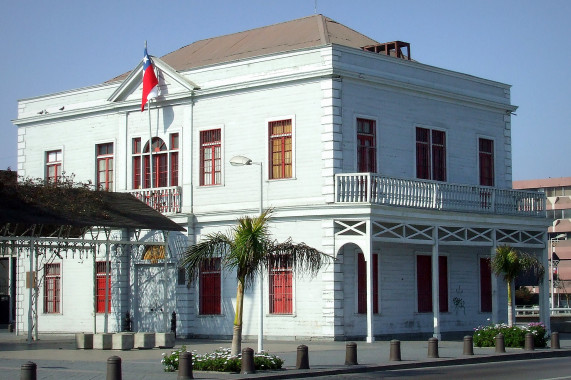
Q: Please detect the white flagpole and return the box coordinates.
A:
[148,98,153,189]
[145,41,154,189]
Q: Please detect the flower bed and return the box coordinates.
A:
[473,322,547,348]
[161,346,284,372]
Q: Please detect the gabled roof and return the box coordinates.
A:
[110,15,379,82]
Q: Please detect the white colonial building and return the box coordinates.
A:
[11,15,550,341]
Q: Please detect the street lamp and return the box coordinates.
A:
[229,155,264,353]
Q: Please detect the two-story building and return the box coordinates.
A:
[12,14,549,341]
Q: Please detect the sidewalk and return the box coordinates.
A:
[1,331,571,379]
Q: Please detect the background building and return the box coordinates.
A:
[514,177,571,308]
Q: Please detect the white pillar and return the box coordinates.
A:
[365,221,374,343]
[491,233,499,324]
[432,226,440,340]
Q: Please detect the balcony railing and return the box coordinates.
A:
[335,173,546,217]
[126,186,181,214]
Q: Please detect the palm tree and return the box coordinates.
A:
[490,245,544,326]
[180,210,332,355]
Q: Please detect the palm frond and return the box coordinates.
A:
[180,232,233,285]
[267,239,333,277]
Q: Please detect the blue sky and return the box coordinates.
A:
[1,0,569,180]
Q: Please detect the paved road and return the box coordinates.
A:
[330,357,571,379]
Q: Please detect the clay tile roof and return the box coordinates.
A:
[109,14,379,82]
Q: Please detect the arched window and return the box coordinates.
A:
[132,134,179,189]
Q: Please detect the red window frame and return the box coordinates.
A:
[269,119,292,180]
[416,127,446,181]
[96,143,114,190]
[269,258,293,314]
[479,138,494,186]
[96,261,111,313]
[44,263,61,314]
[357,118,376,172]
[480,257,492,312]
[199,129,221,186]
[416,255,448,313]
[200,258,221,315]
[132,136,178,189]
[46,150,62,182]
[357,252,379,314]
[170,133,179,186]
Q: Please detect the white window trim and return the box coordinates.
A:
[195,258,225,318]
[354,114,379,173]
[266,262,297,318]
[265,115,296,181]
[44,146,64,181]
[94,140,116,192]
[412,124,448,182]
[196,125,225,188]
[476,134,496,187]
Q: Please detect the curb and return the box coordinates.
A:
[239,349,571,379]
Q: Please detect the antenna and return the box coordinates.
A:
[314,0,318,14]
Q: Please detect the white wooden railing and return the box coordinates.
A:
[516,305,571,316]
[335,173,546,217]
[126,186,181,214]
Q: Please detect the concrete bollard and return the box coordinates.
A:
[389,340,401,361]
[106,356,122,380]
[344,342,358,365]
[552,331,560,349]
[495,333,505,353]
[241,347,255,374]
[177,351,193,380]
[463,336,474,355]
[20,361,37,380]
[427,337,439,358]
[296,344,310,369]
[524,333,534,351]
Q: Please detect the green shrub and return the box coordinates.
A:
[473,322,547,348]
[161,346,284,373]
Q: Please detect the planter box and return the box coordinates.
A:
[93,333,113,350]
[155,332,175,348]
[75,333,93,349]
[112,332,135,350]
[134,332,155,349]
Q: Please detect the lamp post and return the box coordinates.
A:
[229,155,264,353]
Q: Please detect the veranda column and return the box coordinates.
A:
[432,226,440,340]
[365,220,374,343]
[491,233,499,324]
[539,234,551,333]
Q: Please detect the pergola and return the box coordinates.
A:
[0,176,185,343]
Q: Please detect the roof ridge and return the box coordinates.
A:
[316,14,330,45]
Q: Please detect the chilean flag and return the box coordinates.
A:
[141,46,159,111]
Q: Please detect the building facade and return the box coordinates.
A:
[12,15,549,340]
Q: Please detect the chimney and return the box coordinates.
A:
[362,41,411,60]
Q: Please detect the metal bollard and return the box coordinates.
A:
[20,361,37,380]
[171,311,177,338]
[524,333,534,351]
[106,356,122,380]
[495,333,505,353]
[552,331,560,349]
[241,347,255,374]
[389,340,401,361]
[427,337,439,358]
[178,351,193,380]
[463,336,474,355]
[296,344,310,369]
[345,342,358,365]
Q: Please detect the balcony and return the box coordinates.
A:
[335,173,546,217]
[126,186,181,214]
